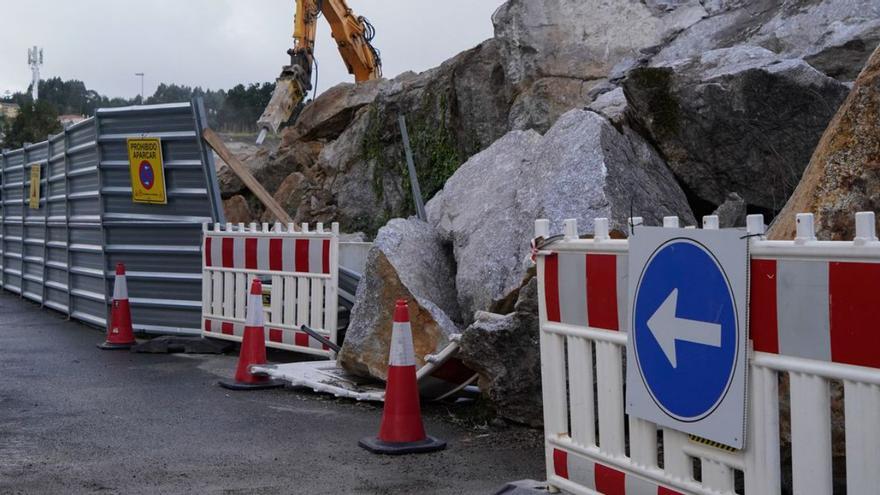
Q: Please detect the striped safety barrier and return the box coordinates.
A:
[535,211,880,495]
[202,222,339,358]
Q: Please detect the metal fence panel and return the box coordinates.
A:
[0,98,224,335]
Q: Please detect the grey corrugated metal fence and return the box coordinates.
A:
[0,98,224,335]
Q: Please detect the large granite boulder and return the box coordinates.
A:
[625,46,849,214]
[651,0,880,82]
[428,109,695,322]
[459,276,542,427]
[770,44,880,241]
[338,218,461,380]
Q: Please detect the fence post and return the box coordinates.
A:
[854,211,877,246]
[795,213,816,244]
[628,216,643,237]
[702,215,719,230]
[746,214,765,237]
[663,216,680,228]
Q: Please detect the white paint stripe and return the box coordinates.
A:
[233,237,245,269]
[558,253,587,326]
[211,319,222,332]
[567,452,595,489]
[625,472,656,494]
[257,237,270,271]
[616,254,628,332]
[245,293,264,327]
[234,323,245,337]
[389,321,416,366]
[777,260,831,361]
[113,274,127,300]
[211,235,223,268]
[282,238,296,272]
[309,239,323,273]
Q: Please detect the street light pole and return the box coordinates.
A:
[135,73,144,104]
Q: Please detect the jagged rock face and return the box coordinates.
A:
[428,109,695,323]
[652,0,880,81]
[338,218,461,380]
[711,192,747,228]
[459,276,542,427]
[492,0,708,86]
[769,44,880,241]
[625,46,849,213]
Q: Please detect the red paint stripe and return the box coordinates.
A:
[430,358,475,384]
[295,239,310,273]
[594,463,625,495]
[204,237,212,267]
[268,328,283,343]
[322,239,330,274]
[245,238,258,269]
[222,237,234,268]
[552,449,568,479]
[221,322,234,336]
[545,254,560,323]
[269,238,283,271]
[829,262,880,369]
[295,332,310,348]
[587,254,619,331]
[750,259,779,353]
[658,486,685,495]
[204,319,211,332]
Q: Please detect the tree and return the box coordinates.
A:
[3,100,62,149]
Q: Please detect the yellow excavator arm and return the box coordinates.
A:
[256,0,382,143]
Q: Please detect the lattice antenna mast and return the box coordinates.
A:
[28,46,43,101]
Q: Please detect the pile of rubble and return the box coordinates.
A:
[219,0,880,425]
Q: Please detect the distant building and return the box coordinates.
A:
[58,114,87,128]
[0,102,19,120]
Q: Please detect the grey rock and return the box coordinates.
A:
[338,218,461,380]
[625,46,849,213]
[492,0,707,86]
[652,0,880,81]
[428,109,694,322]
[711,192,747,228]
[459,277,542,427]
[508,77,599,134]
[587,87,628,126]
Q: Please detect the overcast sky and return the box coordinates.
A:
[1,0,507,100]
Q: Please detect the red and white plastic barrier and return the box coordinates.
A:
[535,211,880,495]
[202,222,339,358]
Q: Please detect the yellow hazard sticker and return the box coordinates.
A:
[127,138,167,204]
[28,164,41,209]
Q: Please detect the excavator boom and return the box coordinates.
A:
[256,0,382,144]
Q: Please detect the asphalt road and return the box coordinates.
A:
[0,292,544,494]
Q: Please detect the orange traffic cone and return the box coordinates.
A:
[359,299,446,455]
[219,279,283,390]
[98,263,137,350]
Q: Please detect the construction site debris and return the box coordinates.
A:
[427,109,695,323]
[459,277,543,427]
[339,218,461,380]
[770,43,880,240]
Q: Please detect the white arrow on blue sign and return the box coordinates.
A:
[626,227,748,449]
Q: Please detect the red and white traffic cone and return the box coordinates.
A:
[359,299,446,455]
[98,263,137,350]
[219,279,283,390]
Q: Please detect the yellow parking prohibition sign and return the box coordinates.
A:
[28,164,40,209]
[127,137,167,204]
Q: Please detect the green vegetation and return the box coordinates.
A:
[627,67,680,139]
[361,91,463,218]
[2,100,62,149]
[0,78,275,138]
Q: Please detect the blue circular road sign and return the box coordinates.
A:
[632,239,739,422]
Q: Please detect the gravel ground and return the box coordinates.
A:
[0,292,544,494]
